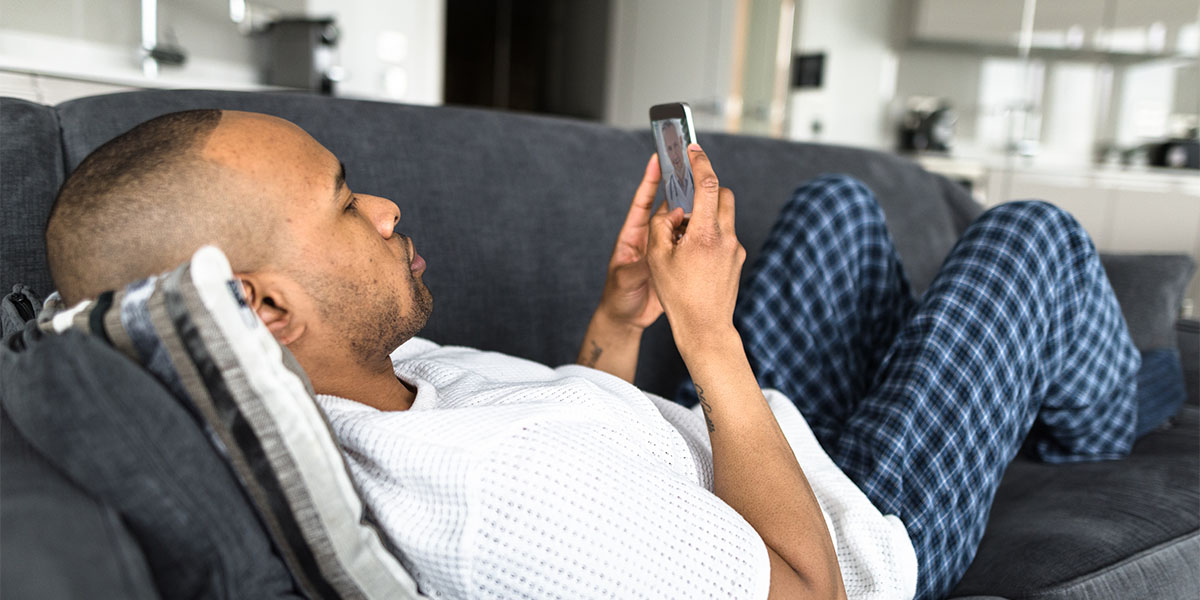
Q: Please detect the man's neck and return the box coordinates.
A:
[318,360,416,411]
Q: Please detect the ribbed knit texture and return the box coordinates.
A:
[316,338,916,599]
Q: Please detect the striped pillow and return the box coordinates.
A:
[43,246,425,600]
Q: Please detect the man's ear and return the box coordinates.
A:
[236,273,306,346]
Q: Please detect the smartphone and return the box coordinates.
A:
[649,102,698,215]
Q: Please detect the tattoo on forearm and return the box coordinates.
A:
[696,383,715,433]
[581,340,603,367]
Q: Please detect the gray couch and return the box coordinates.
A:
[2,90,1197,599]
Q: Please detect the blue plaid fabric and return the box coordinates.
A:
[676,175,1139,599]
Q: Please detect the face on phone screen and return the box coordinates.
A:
[653,118,695,214]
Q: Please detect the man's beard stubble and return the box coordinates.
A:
[305,266,433,366]
[348,274,432,364]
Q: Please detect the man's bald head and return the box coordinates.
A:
[46,109,286,304]
[45,108,432,405]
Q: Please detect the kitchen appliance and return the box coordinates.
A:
[898,97,956,154]
[1148,134,1200,169]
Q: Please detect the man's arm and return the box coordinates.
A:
[576,309,642,383]
[577,155,665,384]
[682,328,846,599]
[646,144,846,600]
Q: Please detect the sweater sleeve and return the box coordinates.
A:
[464,416,772,600]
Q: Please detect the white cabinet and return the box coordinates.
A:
[1029,0,1109,51]
[910,0,1200,57]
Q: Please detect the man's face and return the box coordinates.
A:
[202,112,432,373]
[662,123,687,176]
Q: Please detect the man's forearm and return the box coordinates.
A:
[680,327,846,599]
[576,310,642,384]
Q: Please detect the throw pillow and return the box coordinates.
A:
[0,322,300,599]
[1134,349,1188,438]
[1100,253,1195,352]
[1100,253,1195,437]
[39,246,426,600]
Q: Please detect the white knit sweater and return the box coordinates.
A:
[316,338,917,599]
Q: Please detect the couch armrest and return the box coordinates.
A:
[1178,319,1199,406]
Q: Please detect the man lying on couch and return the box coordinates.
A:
[42,110,1140,600]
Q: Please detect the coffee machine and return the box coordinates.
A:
[898,97,956,154]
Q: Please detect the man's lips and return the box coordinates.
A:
[408,240,426,275]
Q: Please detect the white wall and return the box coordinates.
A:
[604,0,737,133]
[786,0,899,148]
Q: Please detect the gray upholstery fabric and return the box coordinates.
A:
[2,90,1196,599]
[1100,253,1197,351]
[0,98,62,300]
[0,325,302,599]
[1180,320,1199,405]
[1027,535,1199,600]
[1,406,159,600]
[950,405,1200,598]
[48,89,978,396]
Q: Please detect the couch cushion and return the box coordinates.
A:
[950,404,1200,598]
[1134,349,1188,438]
[51,90,977,396]
[0,98,62,300]
[0,405,159,600]
[1100,253,1195,436]
[52,90,661,386]
[0,323,302,599]
[1100,253,1196,352]
[1180,319,1199,405]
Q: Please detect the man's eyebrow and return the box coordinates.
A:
[331,161,347,202]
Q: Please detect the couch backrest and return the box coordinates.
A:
[1,98,64,303]
[1,90,980,396]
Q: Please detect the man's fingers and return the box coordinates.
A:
[621,154,661,230]
[687,143,719,231]
[634,153,661,206]
[717,187,736,233]
[650,207,685,251]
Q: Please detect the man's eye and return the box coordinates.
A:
[345,196,359,212]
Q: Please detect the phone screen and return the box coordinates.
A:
[650,103,698,215]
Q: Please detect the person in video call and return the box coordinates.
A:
[44,110,1139,600]
[660,118,695,204]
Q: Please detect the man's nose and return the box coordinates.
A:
[360,194,401,237]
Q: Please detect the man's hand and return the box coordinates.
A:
[645,143,746,355]
[596,154,667,331]
[577,155,667,382]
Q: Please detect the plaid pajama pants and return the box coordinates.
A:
[676,175,1139,599]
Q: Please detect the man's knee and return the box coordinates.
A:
[785,174,881,222]
[978,200,1084,236]
[972,200,1091,250]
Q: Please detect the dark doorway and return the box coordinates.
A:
[444,0,611,121]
